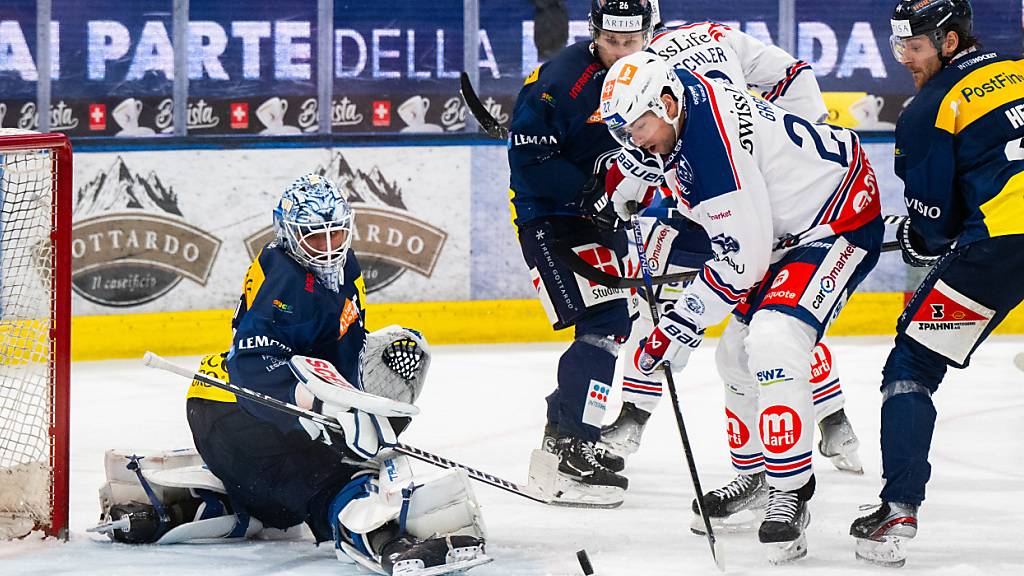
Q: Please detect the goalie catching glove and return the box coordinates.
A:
[635,309,704,375]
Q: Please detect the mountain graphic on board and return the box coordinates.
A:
[74,157,181,218]
[319,152,405,210]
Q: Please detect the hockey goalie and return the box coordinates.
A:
[91,175,490,576]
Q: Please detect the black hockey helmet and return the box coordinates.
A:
[589,0,654,43]
[890,0,973,60]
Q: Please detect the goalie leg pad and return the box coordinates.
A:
[93,449,265,544]
[404,467,487,542]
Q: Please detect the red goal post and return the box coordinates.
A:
[0,129,72,540]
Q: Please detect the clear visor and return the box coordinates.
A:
[889,34,908,63]
[890,31,941,64]
[609,123,640,149]
[285,217,352,270]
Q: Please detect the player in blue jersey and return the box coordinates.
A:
[508,0,654,508]
[851,0,1024,567]
[93,174,490,576]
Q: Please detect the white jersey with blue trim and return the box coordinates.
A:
[649,22,828,122]
[662,69,878,331]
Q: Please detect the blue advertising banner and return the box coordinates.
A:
[0,0,1020,137]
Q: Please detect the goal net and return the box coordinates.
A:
[0,129,72,540]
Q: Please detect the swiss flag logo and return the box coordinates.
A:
[88,104,106,131]
[230,102,249,129]
[372,101,391,127]
[912,288,988,322]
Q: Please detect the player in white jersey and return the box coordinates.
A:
[601,20,865,516]
[600,52,883,563]
[650,21,826,122]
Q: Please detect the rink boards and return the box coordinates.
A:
[64,142,1024,359]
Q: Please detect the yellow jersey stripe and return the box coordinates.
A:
[936,60,1024,134]
[979,170,1024,237]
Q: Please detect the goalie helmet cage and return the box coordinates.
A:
[0,130,72,540]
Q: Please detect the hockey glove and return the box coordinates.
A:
[581,175,622,231]
[635,310,703,375]
[606,149,663,222]
[897,217,941,268]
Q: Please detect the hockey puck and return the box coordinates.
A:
[577,549,594,575]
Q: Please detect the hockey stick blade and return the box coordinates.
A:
[142,351,550,505]
[460,72,508,141]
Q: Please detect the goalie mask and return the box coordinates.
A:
[273,174,353,290]
[601,51,686,149]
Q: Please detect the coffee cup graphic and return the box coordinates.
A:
[113,98,155,137]
[850,94,895,130]
[257,97,301,134]
[398,96,443,133]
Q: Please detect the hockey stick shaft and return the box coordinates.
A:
[557,214,908,290]
[460,72,508,141]
[625,203,724,571]
[142,352,550,505]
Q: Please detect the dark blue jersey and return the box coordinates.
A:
[226,243,367,432]
[895,50,1024,254]
[507,41,620,227]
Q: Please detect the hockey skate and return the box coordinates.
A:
[528,435,628,509]
[850,502,918,568]
[817,409,863,474]
[690,472,768,535]
[759,486,811,564]
[544,424,624,472]
[599,401,651,457]
[380,534,492,576]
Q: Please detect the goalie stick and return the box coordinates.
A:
[557,214,910,290]
[142,352,551,505]
[625,201,725,572]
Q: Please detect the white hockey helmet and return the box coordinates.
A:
[600,51,686,149]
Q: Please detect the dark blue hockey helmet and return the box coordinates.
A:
[890,0,973,61]
[589,0,655,43]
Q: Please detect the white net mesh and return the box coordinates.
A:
[0,129,58,537]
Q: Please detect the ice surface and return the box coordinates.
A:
[2,337,1023,575]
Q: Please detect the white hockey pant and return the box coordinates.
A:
[718,311,821,491]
